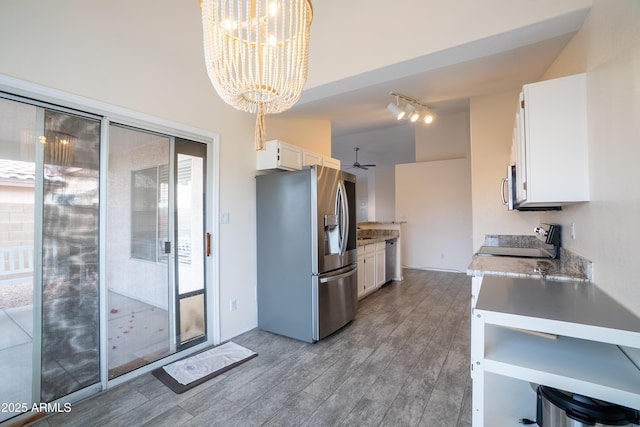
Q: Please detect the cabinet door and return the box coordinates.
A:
[518,73,588,205]
[302,150,322,167]
[357,251,365,298]
[278,142,302,170]
[256,140,302,171]
[322,156,341,170]
[514,93,527,204]
[375,244,386,286]
[364,252,376,293]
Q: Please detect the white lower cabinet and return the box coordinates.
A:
[471,276,640,426]
[375,242,386,287]
[357,242,386,298]
[357,250,365,296]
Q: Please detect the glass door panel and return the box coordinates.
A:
[40,110,101,401]
[0,97,102,421]
[106,124,172,379]
[0,97,38,422]
[175,140,207,348]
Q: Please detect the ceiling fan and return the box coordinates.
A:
[347,147,376,170]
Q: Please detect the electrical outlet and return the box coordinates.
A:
[230,299,237,312]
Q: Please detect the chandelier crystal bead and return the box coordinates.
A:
[202,0,313,150]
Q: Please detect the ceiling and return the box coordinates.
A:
[276,8,590,168]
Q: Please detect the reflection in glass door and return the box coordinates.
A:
[106,126,207,379]
[40,110,101,401]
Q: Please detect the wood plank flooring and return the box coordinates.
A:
[28,269,472,427]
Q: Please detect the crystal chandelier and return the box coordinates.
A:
[201,0,313,150]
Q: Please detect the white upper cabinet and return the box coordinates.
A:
[301,149,323,167]
[256,140,302,171]
[257,140,341,171]
[302,149,341,169]
[321,155,341,170]
[514,73,589,207]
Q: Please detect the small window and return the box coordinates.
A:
[130,160,192,263]
[131,165,168,262]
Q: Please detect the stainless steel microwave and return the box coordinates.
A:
[501,165,561,211]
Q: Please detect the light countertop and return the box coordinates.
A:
[467,236,592,281]
[356,229,399,247]
[467,253,590,281]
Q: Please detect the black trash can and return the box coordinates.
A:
[536,385,640,426]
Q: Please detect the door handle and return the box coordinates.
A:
[319,266,357,283]
[206,232,211,257]
[501,177,508,205]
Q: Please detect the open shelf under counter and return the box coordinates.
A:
[483,325,640,409]
[471,275,640,426]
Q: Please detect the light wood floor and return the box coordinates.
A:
[29,269,472,427]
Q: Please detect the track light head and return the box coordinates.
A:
[387,102,405,120]
[423,111,435,124]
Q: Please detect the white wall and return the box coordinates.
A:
[416,111,470,162]
[396,159,473,272]
[539,0,640,315]
[265,118,332,155]
[469,90,542,250]
[372,168,396,222]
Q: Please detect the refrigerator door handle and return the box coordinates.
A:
[337,180,349,255]
[319,265,357,283]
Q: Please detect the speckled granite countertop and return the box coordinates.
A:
[357,237,387,246]
[356,229,399,247]
[467,235,592,282]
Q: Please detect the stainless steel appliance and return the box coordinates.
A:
[478,223,562,259]
[536,385,640,426]
[385,238,397,282]
[256,165,357,343]
[501,165,561,211]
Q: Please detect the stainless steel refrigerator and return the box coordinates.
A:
[256,165,358,343]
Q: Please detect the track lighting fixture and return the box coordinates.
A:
[388,92,435,125]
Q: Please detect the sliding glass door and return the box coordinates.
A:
[0,90,214,422]
[106,126,207,379]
